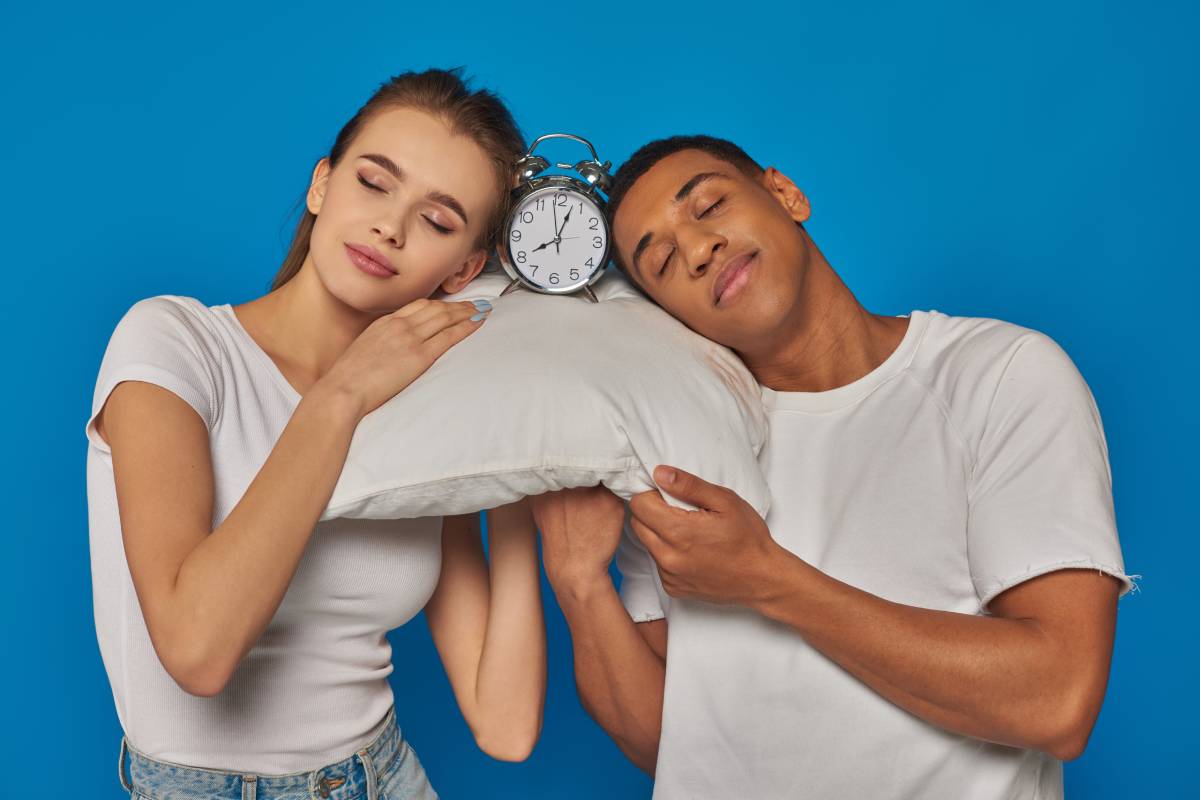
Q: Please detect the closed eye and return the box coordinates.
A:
[699,197,725,218]
[659,248,675,276]
[357,174,385,193]
[425,217,452,235]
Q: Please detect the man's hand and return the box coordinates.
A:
[530,485,625,591]
[629,465,787,606]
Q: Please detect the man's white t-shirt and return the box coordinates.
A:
[617,309,1130,800]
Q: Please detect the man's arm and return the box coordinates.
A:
[756,552,1118,759]
[531,487,667,775]
[631,466,1120,761]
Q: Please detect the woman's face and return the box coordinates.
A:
[305,107,501,314]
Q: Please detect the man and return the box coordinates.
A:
[531,135,1130,799]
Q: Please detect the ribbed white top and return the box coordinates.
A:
[85,295,443,773]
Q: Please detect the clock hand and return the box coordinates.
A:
[553,207,573,254]
[556,207,573,238]
[530,240,554,253]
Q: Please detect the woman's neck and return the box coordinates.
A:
[233,261,379,395]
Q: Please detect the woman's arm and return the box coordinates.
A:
[97,299,486,697]
[99,379,362,697]
[425,499,546,762]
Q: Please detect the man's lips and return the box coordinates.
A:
[711,251,756,306]
[345,242,397,275]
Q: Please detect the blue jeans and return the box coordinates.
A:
[117,706,438,799]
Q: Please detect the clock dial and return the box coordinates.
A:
[507,187,607,291]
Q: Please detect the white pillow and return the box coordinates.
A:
[320,267,771,520]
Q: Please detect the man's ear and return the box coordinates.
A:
[439,249,489,294]
[306,158,332,215]
[760,167,811,224]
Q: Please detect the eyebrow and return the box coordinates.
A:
[359,153,470,226]
[631,171,729,276]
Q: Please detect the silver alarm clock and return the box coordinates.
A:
[497,133,614,302]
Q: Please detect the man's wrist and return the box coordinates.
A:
[547,569,617,611]
[746,544,816,620]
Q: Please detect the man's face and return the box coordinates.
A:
[613,150,812,353]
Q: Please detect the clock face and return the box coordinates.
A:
[506,186,608,292]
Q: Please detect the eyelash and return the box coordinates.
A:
[357,174,384,193]
[659,248,674,276]
[357,174,453,235]
[700,197,724,217]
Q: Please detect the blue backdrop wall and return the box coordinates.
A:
[1,1,1194,797]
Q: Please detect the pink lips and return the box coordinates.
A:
[345,243,397,277]
[712,252,756,307]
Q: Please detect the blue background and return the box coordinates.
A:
[2,1,1194,797]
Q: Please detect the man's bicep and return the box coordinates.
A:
[637,619,668,661]
[989,568,1120,661]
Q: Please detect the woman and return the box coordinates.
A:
[85,68,545,799]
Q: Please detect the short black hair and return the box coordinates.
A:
[606,135,763,275]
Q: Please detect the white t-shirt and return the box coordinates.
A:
[85,295,443,773]
[617,309,1130,800]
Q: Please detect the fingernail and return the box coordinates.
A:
[470,310,490,322]
[472,299,493,312]
[656,466,676,484]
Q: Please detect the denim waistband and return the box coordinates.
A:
[118,706,402,800]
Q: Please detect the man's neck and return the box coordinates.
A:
[740,255,910,394]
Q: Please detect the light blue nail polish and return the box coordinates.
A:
[472,299,493,312]
[470,311,489,322]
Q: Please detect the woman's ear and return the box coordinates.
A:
[306,158,332,215]
[439,250,489,294]
[760,167,811,224]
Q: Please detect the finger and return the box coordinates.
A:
[421,315,486,360]
[629,515,669,560]
[629,488,687,536]
[653,465,731,512]
[391,297,437,319]
[414,301,489,340]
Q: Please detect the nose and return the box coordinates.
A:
[372,215,407,249]
[680,225,726,278]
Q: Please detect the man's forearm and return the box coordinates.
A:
[751,551,1116,759]
[552,577,665,775]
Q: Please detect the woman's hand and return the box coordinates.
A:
[319,298,490,419]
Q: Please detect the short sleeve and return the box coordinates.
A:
[967,333,1131,607]
[615,505,669,623]
[85,296,221,455]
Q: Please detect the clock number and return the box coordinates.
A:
[516,251,527,263]
[570,268,580,281]
[510,229,522,241]
[555,193,568,207]
[577,201,584,213]
[549,273,560,285]
[589,217,599,230]
[521,211,534,224]
[535,198,546,211]
[585,258,595,267]
[592,236,603,248]
[530,265,539,277]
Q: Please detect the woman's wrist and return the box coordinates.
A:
[303,379,366,426]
